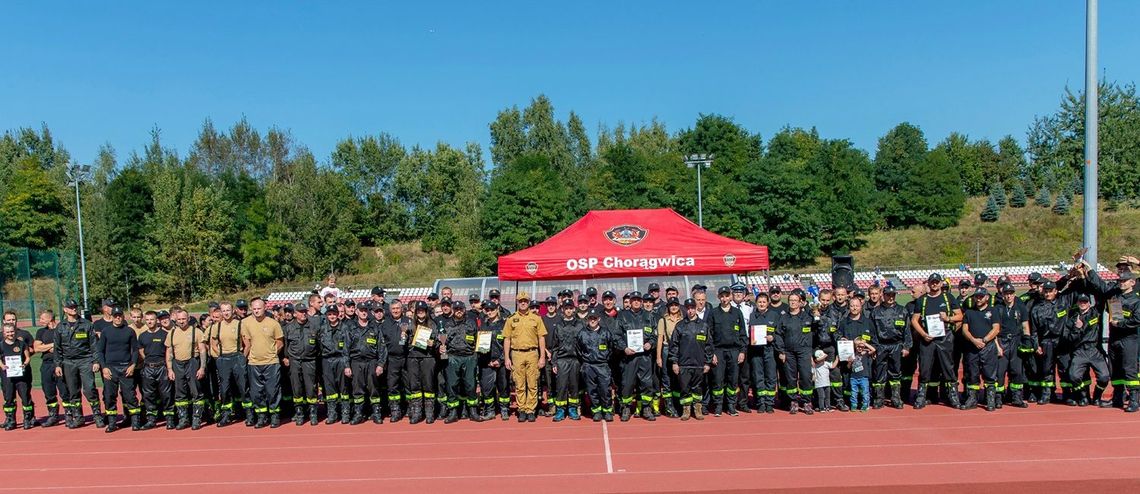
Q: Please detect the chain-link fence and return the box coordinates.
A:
[0,247,80,325]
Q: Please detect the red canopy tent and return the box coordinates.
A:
[498,209,769,281]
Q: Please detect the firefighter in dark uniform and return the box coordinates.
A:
[1085,270,1140,411]
[550,300,585,421]
[1063,293,1112,407]
[707,286,746,416]
[994,284,1031,408]
[347,301,387,424]
[1030,281,1065,405]
[746,293,780,414]
[900,284,926,405]
[776,290,816,414]
[579,308,617,422]
[910,273,963,409]
[540,296,559,416]
[598,291,622,409]
[615,291,657,421]
[96,307,140,432]
[407,301,441,424]
[318,305,352,424]
[441,301,479,423]
[731,282,755,412]
[137,310,172,429]
[165,309,207,429]
[670,298,713,420]
[432,298,452,416]
[33,309,64,427]
[284,304,320,425]
[209,303,250,427]
[870,286,912,409]
[54,300,105,429]
[379,300,410,422]
[1,323,33,430]
[477,302,511,421]
[961,288,1000,411]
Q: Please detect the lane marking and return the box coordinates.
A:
[602,420,613,474]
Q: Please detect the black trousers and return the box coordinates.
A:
[873,342,904,387]
[710,348,740,408]
[215,353,249,411]
[1069,345,1110,391]
[171,359,202,407]
[963,343,998,389]
[406,357,435,401]
[582,362,613,413]
[541,353,555,404]
[288,359,318,407]
[478,359,510,408]
[785,347,813,403]
[101,364,140,415]
[351,359,380,407]
[1109,335,1140,390]
[386,356,406,404]
[657,346,676,400]
[994,336,1027,394]
[40,359,64,411]
[1036,339,1059,392]
[60,358,100,410]
[248,364,281,413]
[553,358,580,406]
[321,357,350,404]
[140,364,172,417]
[678,367,704,405]
[445,355,477,408]
[619,354,654,406]
[747,346,778,404]
[901,339,919,399]
[2,374,32,416]
[918,336,955,389]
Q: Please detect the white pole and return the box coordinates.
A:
[1083,0,1099,268]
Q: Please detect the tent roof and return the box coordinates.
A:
[497,209,769,281]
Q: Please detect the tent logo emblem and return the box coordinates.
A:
[525,262,538,275]
[723,254,737,267]
[604,225,647,247]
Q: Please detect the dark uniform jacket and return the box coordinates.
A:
[319,320,350,361]
[775,310,815,353]
[668,318,713,368]
[407,317,440,359]
[871,302,912,346]
[1062,308,1101,349]
[348,319,386,362]
[283,319,320,361]
[577,325,618,365]
[706,305,746,353]
[479,317,507,365]
[54,318,96,363]
[379,316,412,359]
[442,317,478,357]
[550,317,585,360]
[616,308,657,356]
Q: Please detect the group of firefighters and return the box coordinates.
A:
[2,255,1138,431]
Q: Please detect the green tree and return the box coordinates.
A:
[418,143,486,254]
[676,114,763,239]
[996,135,1027,188]
[980,195,1000,222]
[0,156,68,249]
[937,133,986,196]
[991,182,1007,207]
[738,128,824,266]
[331,132,410,244]
[1035,186,1052,207]
[896,148,966,229]
[103,166,154,299]
[1009,182,1027,208]
[1053,193,1071,215]
[805,139,878,253]
[874,122,928,228]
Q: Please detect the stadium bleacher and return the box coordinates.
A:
[265,287,433,308]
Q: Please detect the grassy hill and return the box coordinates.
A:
[803,197,1140,271]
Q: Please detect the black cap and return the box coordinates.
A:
[622,293,630,300]
[602,290,616,299]
[586,308,603,319]
[235,299,249,309]
[415,301,429,311]
[545,296,557,305]
[791,288,806,298]
[361,301,374,311]
[295,303,307,311]
[973,287,989,297]
[439,297,451,306]
[927,273,944,284]
[372,302,385,311]
[730,282,746,293]
[586,287,598,297]
[483,301,499,311]
[561,299,575,309]
[1120,271,1136,281]
[577,294,590,303]
[488,289,501,298]
[629,291,643,300]
[883,286,897,296]
[64,299,79,309]
[469,293,480,301]
[1042,281,1057,290]
[428,292,439,301]
[1076,293,1092,303]
[997,275,1012,286]
[691,284,708,292]
[371,286,385,296]
[683,298,697,307]
[647,283,660,292]
[1000,284,1016,294]
[207,301,220,310]
[769,285,782,294]
[973,273,987,287]
[157,310,170,319]
[282,303,294,312]
[958,279,972,289]
[643,296,657,304]
[325,305,340,314]
[1028,272,1043,283]
[110,307,124,316]
[666,286,679,293]
[667,296,680,306]
[851,289,866,299]
[102,297,117,307]
[343,299,355,307]
[717,286,731,296]
[451,301,465,310]
[558,289,573,297]
[528,300,539,309]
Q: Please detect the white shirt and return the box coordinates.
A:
[812,361,834,389]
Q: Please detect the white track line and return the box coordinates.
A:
[5,455,1140,491]
[602,420,613,474]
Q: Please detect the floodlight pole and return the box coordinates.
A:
[684,154,714,227]
[66,164,91,311]
[1083,0,1098,268]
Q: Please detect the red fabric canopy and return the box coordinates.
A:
[498,209,769,281]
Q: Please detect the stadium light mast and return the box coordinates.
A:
[685,154,714,227]
[1083,0,1098,268]
[66,163,92,312]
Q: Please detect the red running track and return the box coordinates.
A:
[4,395,1140,493]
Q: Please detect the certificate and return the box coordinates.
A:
[925,314,946,338]
[412,326,433,350]
[476,331,493,353]
[837,340,855,361]
[626,328,644,352]
[4,356,22,378]
[750,325,768,346]
[1110,297,1124,325]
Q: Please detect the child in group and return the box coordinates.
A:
[812,350,838,412]
[848,339,877,411]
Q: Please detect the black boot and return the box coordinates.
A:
[23,409,36,430]
[960,388,978,410]
[350,404,366,425]
[424,399,436,424]
[872,385,885,409]
[309,404,319,426]
[642,403,656,421]
[663,396,679,418]
[1011,387,1028,408]
[44,407,59,427]
[465,403,482,422]
[216,409,232,427]
[191,404,204,430]
[984,386,996,412]
[620,403,633,422]
[480,401,495,421]
[725,398,738,417]
[1127,389,1140,413]
[176,406,190,430]
[444,406,459,424]
[372,404,384,424]
[143,414,157,430]
[92,403,106,428]
[409,399,424,425]
[340,401,352,425]
[325,400,339,424]
[104,412,118,433]
[390,401,404,423]
[1113,387,1126,408]
[255,412,268,429]
[63,407,77,429]
[166,411,177,430]
[293,404,305,426]
[2,412,15,431]
[270,413,281,428]
[499,401,511,421]
[945,383,962,409]
[913,385,927,410]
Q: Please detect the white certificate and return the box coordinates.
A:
[412,326,433,350]
[476,331,492,353]
[626,328,644,352]
[4,356,23,378]
[837,340,855,361]
[750,325,768,346]
[925,314,946,338]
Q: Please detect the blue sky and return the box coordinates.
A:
[2,1,1138,165]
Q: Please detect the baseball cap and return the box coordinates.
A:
[372,302,385,311]
[1120,271,1136,281]
[973,273,988,286]
[643,296,657,304]
[483,301,499,311]
[64,299,79,309]
[717,286,731,296]
[883,286,897,296]
[415,301,429,311]
[1042,281,1057,290]
[602,290,616,299]
[488,289,502,298]
[282,303,295,312]
[545,296,557,305]
[427,292,439,301]
[730,282,746,293]
[1028,272,1043,284]
[110,307,124,316]
[973,287,989,297]
[343,299,355,307]
[451,301,465,310]
[469,293,480,301]
[558,289,573,297]
[577,294,590,303]
[628,291,643,300]
[157,310,170,319]
[691,284,708,292]
[235,299,249,309]
[851,289,866,299]
[1076,293,1092,303]
[517,292,531,302]
[958,279,972,289]
[647,283,660,292]
[683,298,697,307]
[814,350,826,360]
[927,273,944,284]
[768,285,782,294]
[586,287,598,297]
[295,303,307,311]
[102,297,117,307]
[586,308,603,319]
[325,305,340,314]
[667,297,680,306]
[207,301,220,310]
[1000,284,1016,294]
[561,299,575,309]
[371,286,385,296]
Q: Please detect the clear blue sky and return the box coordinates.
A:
[2,1,1138,165]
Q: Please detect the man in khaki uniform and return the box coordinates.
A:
[164,309,207,430]
[504,292,548,422]
[242,298,284,428]
[210,303,251,426]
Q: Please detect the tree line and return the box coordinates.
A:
[1,82,1138,304]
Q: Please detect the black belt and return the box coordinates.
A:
[219,352,243,358]
[145,362,166,368]
[512,347,537,352]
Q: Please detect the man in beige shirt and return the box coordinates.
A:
[242,298,284,428]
